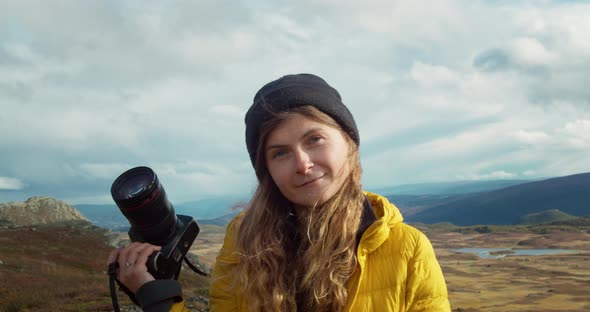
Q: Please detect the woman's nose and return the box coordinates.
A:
[295,150,313,174]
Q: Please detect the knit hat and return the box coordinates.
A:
[245,73,359,167]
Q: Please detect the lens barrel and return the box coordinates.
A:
[111,166,178,244]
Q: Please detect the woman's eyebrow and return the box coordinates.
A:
[266,143,287,151]
[302,127,323,138]
[266,127,324,151]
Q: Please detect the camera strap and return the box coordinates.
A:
[108,262,139,312]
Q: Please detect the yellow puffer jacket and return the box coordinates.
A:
[171,192,451,311]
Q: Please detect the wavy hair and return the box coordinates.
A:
[234,106,365,311]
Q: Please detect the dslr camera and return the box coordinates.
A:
[110,166,201,279]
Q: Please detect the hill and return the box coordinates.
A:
[406,172,590,225]
[0,224,211,311]
[373,179,531,195]
[0,196,90,226]
[519,209,577,225]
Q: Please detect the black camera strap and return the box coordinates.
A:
[107,255,209,311]
[108,262,139,312]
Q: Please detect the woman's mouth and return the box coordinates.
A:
[298,174,325,187]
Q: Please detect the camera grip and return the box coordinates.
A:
[146,251,163,278]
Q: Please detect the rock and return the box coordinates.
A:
[0,196,90,226]
[104,231,131,248]
[185,253,212,275]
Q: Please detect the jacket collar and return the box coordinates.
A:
[356,195,377,249]
[358,192,404,255]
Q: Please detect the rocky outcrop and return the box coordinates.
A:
[0,196,90,226]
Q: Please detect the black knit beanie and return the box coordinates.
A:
[245,73,359,167]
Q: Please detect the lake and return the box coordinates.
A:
[453,248,579,259]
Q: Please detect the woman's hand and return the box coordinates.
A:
[107,242,161,293]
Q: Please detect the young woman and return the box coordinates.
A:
[108,73,451,312]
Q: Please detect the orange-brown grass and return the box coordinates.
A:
[430,231,590,312]
[0,225,211,312]
[189,224,227,267]
[4,222,589,312]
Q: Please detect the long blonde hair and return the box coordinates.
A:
[235,106,365,311]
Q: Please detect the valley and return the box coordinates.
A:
[191,225,590,312]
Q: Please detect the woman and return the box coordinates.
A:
[108,73,451,312]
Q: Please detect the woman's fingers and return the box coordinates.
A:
[118,243,161,293]
[135,244,162,269]
[125,243,161,269]
[107,242,162,293]
[107,246,124,265]
[118,242,145,267]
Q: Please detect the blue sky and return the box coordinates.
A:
[1,0,589,204]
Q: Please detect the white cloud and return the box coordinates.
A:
[523,170,536,176]
[209,105,244,118]
[79,163,135,180]
[1,0,590,203]
[510,37,556,67]
[457,171,517,180]
[0,177,25,190]
[410,62,460,88]
[558,119,590,149]
[513,130,549,144]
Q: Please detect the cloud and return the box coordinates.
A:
[474,37,557,72]
[522,170,536,176]
[472,6,590,108]
[209,105,244,118]
[0,177,25,190]
[558,119,590,149]
[1,0,590,203]
[473,48,512,72]
[410,62,460,88]
[510,37,556,67]
[457,171,517,180]
[78,163,135,180]
[513,130,550,144]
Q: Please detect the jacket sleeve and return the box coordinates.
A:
[209,214,245,311]
[405,232,451,312]
[134,279,190,312]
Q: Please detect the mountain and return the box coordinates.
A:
[75,195,248,230]
[373,179,532,196]
[406,172,590,225]
[385,194,472,217]
[73,203,128,230]
[0,196,90,227]
[174,195,248,219]
[199,210,242,226]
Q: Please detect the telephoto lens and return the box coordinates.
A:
[111,166,179,245]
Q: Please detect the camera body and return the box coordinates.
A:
[138,215,199,279]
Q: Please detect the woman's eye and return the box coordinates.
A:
[309,136,322,144]
[272,150,287,159]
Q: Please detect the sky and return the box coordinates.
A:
[1,0,589,205]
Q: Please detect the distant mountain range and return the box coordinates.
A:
[373,179,533,195]
[404,172,590,225]
[74,195,246,230]
[4,173,586,230]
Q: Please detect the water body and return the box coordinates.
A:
[453,248,578,259]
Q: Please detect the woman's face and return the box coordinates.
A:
[264,113,352,209]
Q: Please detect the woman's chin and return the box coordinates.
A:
[290,193,334,210]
